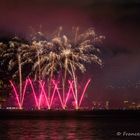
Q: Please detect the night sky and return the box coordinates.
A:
[0,0,140,108]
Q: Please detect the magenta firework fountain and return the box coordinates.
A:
[10,78,91,110]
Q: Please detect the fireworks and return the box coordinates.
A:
[36,27,103,79]
[10,78,91,110]
[0,27,104,110]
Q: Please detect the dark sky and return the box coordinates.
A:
[0,0,140,107]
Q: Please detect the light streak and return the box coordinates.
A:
[79,79,91,107]
[9,81,22,109]
[28,78,39,109]
[21,79,29,107]
[39,81,50,109]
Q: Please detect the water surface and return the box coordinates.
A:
[0,118,139,140]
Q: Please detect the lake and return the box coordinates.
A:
[0,118,139,140]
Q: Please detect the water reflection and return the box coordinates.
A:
[0,119,139,140]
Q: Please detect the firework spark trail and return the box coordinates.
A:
[52,80,65,109]
[50,81,58,108]
[21,79,29,107]
[79,79,91,107]
[28,78,39,109]
[39,81,50,109]
[70,81,77,104]
[70,62,78,109]
[17,54,23,104]
[67,81,77,107]
[9,81,22,109]
[38,82,44,109]
[64,80,74,107]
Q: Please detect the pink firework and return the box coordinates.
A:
[9,78,91,110]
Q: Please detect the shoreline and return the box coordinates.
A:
[0,109,140,119]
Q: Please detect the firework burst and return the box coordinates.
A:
[0,27,104,109]
[31,27,104,78]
